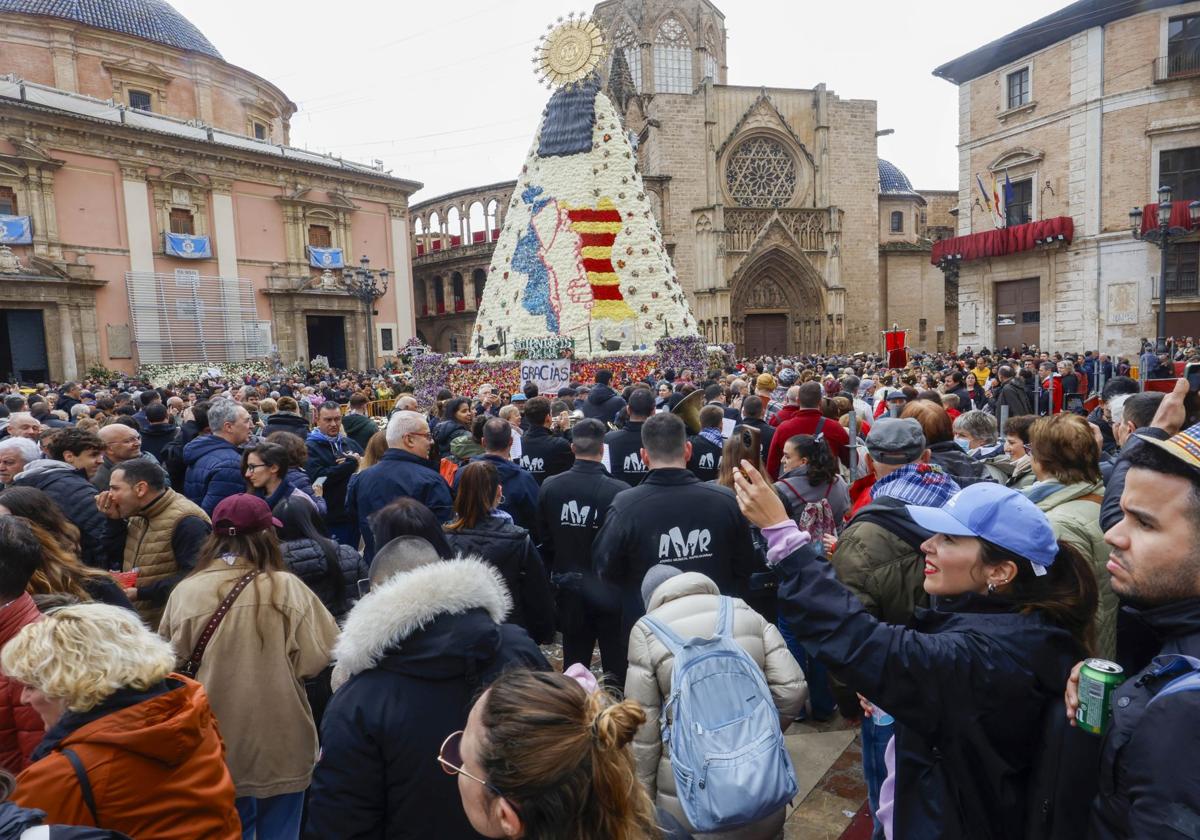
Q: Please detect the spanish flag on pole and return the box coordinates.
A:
[991,173,1005,228]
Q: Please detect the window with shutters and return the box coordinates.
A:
[169,208,195,235]
[1006,67,1030,110]
[128,89,152,112]
[308,225,332,248]
[1160,147,1200,201]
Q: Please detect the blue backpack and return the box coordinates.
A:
[640,597,798,833]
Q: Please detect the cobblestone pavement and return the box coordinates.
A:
[542,641,870,839]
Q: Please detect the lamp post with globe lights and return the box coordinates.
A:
[1130,186,1200,353]
[341,255,390,370]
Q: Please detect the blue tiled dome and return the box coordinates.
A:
[878,159,917,196]
[0,0,221,58]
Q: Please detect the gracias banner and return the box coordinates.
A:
[519,358,570,395]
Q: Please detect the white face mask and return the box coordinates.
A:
[954,437,971,451]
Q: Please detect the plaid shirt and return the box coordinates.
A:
[871,462,960,508]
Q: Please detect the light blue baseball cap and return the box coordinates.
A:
[906,482,1058,573]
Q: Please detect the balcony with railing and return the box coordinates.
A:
[1155,50,1200,82]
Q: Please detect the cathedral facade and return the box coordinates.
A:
[411,0,955,357]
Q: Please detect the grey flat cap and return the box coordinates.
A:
[865,417,926,465]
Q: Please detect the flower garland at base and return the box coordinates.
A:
[140,361,272,388]
[411,337,709,403]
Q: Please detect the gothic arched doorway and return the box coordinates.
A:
[730,245,826,357]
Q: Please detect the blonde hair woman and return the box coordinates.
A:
[3,603,239,838]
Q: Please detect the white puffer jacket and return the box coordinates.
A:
[624,572,807,839]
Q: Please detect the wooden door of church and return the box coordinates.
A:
[744,314,787,357]
[994,278,1040,349]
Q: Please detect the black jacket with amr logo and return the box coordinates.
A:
[592,468,758,637]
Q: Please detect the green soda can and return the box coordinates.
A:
[1077,658,1125,736]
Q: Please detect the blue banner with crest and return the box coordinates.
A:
[308,246,344,269]
[164,233,212,259]
[0,215,32,245]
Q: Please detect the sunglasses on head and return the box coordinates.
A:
[437,730,506,799]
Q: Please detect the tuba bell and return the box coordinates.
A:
[672,389,704,435]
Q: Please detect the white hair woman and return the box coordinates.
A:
[3,603,240,838]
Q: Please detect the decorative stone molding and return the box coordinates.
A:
[275,187,357,279]
[146,169,211,246]
[0,137,64,259]
[102,58,172,111]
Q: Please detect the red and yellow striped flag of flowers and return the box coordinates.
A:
[566,197,636,321]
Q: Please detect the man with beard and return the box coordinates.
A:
[1067,379,1200,838]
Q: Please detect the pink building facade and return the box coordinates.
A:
[0,0,420,381]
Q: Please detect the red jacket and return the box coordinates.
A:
[0,593,43,773]
[766,408,851,479]
[769,404,799,428]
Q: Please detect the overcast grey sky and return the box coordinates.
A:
[174,0,1058,202]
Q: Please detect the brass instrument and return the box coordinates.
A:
[671,389,704,435]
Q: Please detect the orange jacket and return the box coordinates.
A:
[0,593,43,773]
[12,675,239,839]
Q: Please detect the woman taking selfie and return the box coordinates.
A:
[732,466,1097,839]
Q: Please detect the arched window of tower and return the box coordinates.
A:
[654,17,692,94]
[612,19,642,94]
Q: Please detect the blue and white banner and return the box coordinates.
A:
[308,246,344,269]
[164,233,212,259]
[0,215,32,245]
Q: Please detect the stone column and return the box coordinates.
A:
[121,165,161,360]
[465,271,477,312]
[388,205,416,342]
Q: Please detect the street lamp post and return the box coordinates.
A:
[1130,187,1200,353]
[342,255,390,370]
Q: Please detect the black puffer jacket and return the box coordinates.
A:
[1090,598,1200,839]
[432,420,470,458]
[12,460,105,568]
[445,515,555,644]
[281,537,367,620]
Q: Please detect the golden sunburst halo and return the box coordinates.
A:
[533,13,608,89]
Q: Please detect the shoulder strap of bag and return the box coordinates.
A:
[813,416,827,440]
[715,596,735,639]
[181,570,258,677]
[1148,654,1200,707]
[640,613,687,656]
[61,747,98,825]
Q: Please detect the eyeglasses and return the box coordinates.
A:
[438,730,505,797]
[407,431,432,440]
[244,463,270,472]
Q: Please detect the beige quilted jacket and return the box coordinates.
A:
[624,572,806,837]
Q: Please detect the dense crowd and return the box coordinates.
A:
[0,340,1195,839]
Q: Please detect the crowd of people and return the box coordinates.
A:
[0,339,1194,838]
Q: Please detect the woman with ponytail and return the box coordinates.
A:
[732,470,1098,840]
[445,668,691,840]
